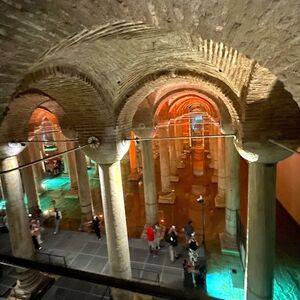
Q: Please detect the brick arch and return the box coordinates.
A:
[120,76,236,139]
[15,65,115,148]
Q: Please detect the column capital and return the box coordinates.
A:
[84,140,130,164]
[133,126,155,139]
[233,138,292,164]
[0,143,26,161]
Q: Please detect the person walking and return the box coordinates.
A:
[92,216,101,239]
[30,220,41,250]
[188,232,199,266]
[182,220,194,248]
[53,207,62,234]
[154,223,161,251]
[167,225,178,262]
[146,225,157,257]
[35,219,43,245]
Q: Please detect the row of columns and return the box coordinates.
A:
[1,132,277,300]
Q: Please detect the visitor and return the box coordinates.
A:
[92,216,101,239]
[189,232,200,267]
[183,259,195,288]
[53,207,62,234]
[182,220,194,247]
[30,220,41,250]
[146,225,157,256]
[154,223,161,251]
[35,219,43,245]
[167,225,178,262]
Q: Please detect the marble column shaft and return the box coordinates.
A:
[245,163,276,300]
[141,140,158,226]
[1,156,34,258]
[168,123,178,177]
[174,120,183,162]
[19,147,40,214]
[158,127,172,193]
[215,132,226,207]
[98,161,131,279]
[67,141,78,189]
[224,138,240,236]
[1,156,46,299]
[30,136,44,193]
[75,150,93,223]
[129,132,138,175]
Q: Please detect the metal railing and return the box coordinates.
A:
[0,254,212,300]
[37,252,67,267]
[132,267,160,284]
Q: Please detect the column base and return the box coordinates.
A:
[192,185,206,196]
[128,172,142,181]
[219,232,239,256]
[78,220,93,232]
[193,170,204,177]
[10,270,54,300]
[215,193,225,207]
[211,174,218,183]
[158,191,175,204]
[169,175,180,182]
[176,161,185,169]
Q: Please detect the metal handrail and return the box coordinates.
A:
[0,254,212,300]
[132,267,160,284]
[37,252,67,267]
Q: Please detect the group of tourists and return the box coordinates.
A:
[146,220,205,288]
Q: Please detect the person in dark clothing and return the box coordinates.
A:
[182,220,194,247]
[30,220,41,250]
[92,216,101,239]
[167,225,178,262]
[183,259,195,288]
[189,232,199,251]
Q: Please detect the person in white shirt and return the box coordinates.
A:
[53,208,62,234]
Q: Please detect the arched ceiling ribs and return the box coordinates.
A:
[155,94,217,124]
[167,94,220,120]
[16,63,114,118]
[120,76,237,139]
[14,64,115,147]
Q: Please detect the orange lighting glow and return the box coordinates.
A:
[160,219,165,223]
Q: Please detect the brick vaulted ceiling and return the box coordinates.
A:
[0,0,299,162]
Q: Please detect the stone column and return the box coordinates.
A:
[168,121,179,182]
[128,132,141,181]
[19,147,39,214]
[157,126,175,204]
[30,135,44,193]
[215,133,226,207]
[75,149,93,228]
[67,141,78,189]
[209,124,219,183]
[219,138,240,254]
[245,163,276,300]
[98,160,132,300]
[54,130,69,173]
[1,156,48,298]
[174,119,185,168]
[141,139,158,226]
